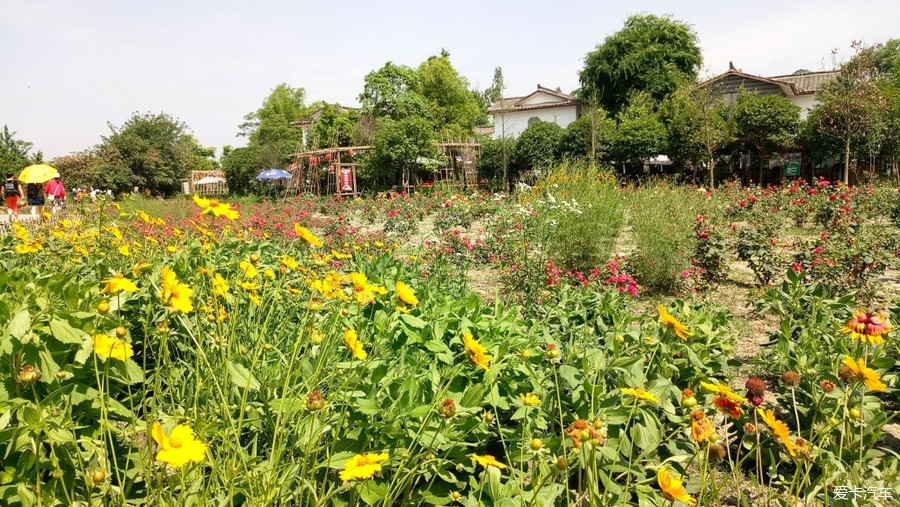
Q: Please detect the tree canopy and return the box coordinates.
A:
[579,14,702,114]
[732,91,801,184]
[0,126,38,175]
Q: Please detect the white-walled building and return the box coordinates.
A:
[488,85,581,139]
[703,65,839,119]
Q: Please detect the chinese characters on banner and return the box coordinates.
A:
[833,485,894,501]
[339,167,355,194]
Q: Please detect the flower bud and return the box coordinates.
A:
[555,456,569,471]
[92,470,106,483]
[16,365,41,383]
[821,379,836,393]
[439,398,456,419]
[306,391,326,411]
[781,371,800,387]
[97,301,110,314]
[530,438,543,451]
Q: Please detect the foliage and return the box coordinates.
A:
[734,208,787,286]
[359,62,429,121]
[613,93,666,167]
[0,126,38,175]
[578,14,702,114]
[512,121,563,174]
[732,91,801,184]
[477,136,517,187]
[416,51,485,136]
[367,116,439,187]
[309,104,358,149]
[558,108,616,164]
[627,182,701,292]
[814,43,888,184]
[102,112,216,195]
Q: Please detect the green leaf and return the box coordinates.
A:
[357,480,387,505]
[357,398,380,415]
[227,361,260,391]
[8,309,30,340]
[400,314,426,329]
[49,318,88,345]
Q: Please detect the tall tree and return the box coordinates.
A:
[0,126,36,174]
[513,121,564,173]
[416,50,484,137]
[732,91,801,185]
[815,43,887,183]
[103,112,215,195]
[613,93,667,168]
[558,108,616,164]
[483,67,504,106]
[240,84,309,146]
[579,14,702,114]
[367,116,439,187]
[660,85,733,187]
[359,62,429,121]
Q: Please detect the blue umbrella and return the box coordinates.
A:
[256,168,293,181]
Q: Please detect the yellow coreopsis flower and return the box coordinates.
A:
[842,356,887,392]
[280,255,299,271]
[118,244,131,257]
[699,381,748,403]
[101,273,138,294]
[471,454,506,469]
[160,266,193,313]
[657,467,696,506]
[93,334,134,361]
[621,386,659,403]
[659,305,693,340]
[192,194,239,220]
[239,260,258,279]
[519,392,541,406]
[151,421,207,468]
[294,224,323,247]
[211,273,230,297]
[463,332,492,370]
[344,329,367,360]
[758,408,799,457]
[339,452,388,481]
[395,281,419,306]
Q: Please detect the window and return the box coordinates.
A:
[527,116,541,126]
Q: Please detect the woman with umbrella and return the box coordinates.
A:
[18,164,57,217]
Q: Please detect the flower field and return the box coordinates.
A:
[1,168,898,506]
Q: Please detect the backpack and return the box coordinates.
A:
[26,183,40,199]
[4,180,17,197]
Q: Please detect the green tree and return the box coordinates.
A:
[240,84,309,146]
[310,104,358,149]
[558,107,616,164]
[0,126,36,175]
[359,62,429,121]
[815,43,887,184]
[660,86,733,187]
[613,93,667,168]
[732,91,801,185]
[478,136,517,188]
[103,112,215,195]
[483,67,504,106]
[221,144,263,196]
[416,51,484,136]
[367,116,439,187]
[579,14,702,114]
[513,121,563,174]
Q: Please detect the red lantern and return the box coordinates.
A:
[329,165,335,173]
[348,148,355,156]
[325,153,333,162]
[310,157,318,165]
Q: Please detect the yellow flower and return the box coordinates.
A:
[101,273,138,294]
[280,255,299,271]
[659,305,693,340]
[657,467,696,506]
[519,392,541,406]
[192,194,239,220]
[471,454,506,469]
[294,224,323,247]
[239,260,258,279]
[842,356,887,392]
[463,332,492,370]
[758,408,799,457]
[248,294,261,306]
[15,240,43,254]
[339,452,388,481]
[160,266,194,313]
[137,210,151,223]
[118,244,131,257]
[263,269,275,279]
[621,386,659,403]
[132,260,152,277]
[690,409,717,443]
[93,334,134,361]
[344,329,367,360]
[151,421,207,468]
[211,274,229,297]
[699,381,748,403]
[395,281,419,306]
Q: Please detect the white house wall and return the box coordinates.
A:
[789,94,818,120]
[492,106,579,139]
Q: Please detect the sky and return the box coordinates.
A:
[1,0,898,159]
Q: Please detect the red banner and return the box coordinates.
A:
[339,167,354,193]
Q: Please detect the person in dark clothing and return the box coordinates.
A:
[4,173,24,219]
[26,182,45,216]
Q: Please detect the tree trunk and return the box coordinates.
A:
[709,155,715,189]
[843,137,851,185]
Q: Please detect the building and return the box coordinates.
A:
[488,85,581,139]
[703,63,839,119]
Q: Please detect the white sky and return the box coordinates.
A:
[1,0,898,158]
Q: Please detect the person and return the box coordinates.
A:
[46,173,66,214]
[25,181,45,217]
[4,172,24,219]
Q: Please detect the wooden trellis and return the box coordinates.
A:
[189,170,228,195]
[288,146,371,197]
[435,140,480,189]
